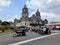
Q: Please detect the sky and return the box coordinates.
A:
[0,0,60,22]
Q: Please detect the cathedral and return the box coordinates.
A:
[14,5,48,27]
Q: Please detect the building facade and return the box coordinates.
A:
[14,5,48,27]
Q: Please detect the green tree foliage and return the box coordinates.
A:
[0,20,14,32]
[0,20,2,23]
[0,20,2,25]
[0,25,3,30]
[39,24,44,27]
[30,23,38,27]
[18,26,26,29]
[0,26,5,32]
[1,21,10,26]
[30,23,45,27]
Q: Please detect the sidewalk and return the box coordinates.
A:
[51,30,60,33]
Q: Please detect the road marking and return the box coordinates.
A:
[8,33,59,45]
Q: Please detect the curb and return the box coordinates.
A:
[0,32,12,36]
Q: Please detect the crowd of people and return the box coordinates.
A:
[13,26,51,37]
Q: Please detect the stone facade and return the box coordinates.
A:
[14,5,48,27]
[30,10,42,23]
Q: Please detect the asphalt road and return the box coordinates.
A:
[0,31,60,45]
[21,32,60,45]
[0,31,43,45]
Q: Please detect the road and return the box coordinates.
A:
[21,33,60,45]
[0,31,43,45]
[0,31,60,45]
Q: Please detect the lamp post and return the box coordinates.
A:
[14,22,16,30]
[52,17,55,22]
[45,15,47,19]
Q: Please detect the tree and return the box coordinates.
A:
[0,25,3,30]
[30,23,38,27]
[0,25,5,32]
[30,22,45,28]
[1,21,10,26]
[0,20,2,25]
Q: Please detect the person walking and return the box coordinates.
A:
[48,28,51,35]
[43,27,46,33]
[22,29,26,36]
[45,28,49,34]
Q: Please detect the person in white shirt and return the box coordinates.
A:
[43,27,46,33]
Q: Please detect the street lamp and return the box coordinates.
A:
[45,15,47,19]
[52,17,55,22]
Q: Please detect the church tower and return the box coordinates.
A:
[35,9,42,23]
[21,5,28,21]
[36,9,41,18]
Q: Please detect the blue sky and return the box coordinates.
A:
[0,0,60,22]
[0,0,25,22]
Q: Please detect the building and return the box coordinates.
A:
[14,5,48,27]
[45,22,60,30]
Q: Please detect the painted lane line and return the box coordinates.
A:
[8,33,59,45]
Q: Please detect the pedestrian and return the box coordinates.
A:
[13,29,16,33]
[22,29,26,36]
[45,28,49,34]
[43,27,46,33]
[29,28,32,32]
[48,28,51,35]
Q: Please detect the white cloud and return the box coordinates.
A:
[46,0,52,4]
[30,11,60,22]
[2,14,19,22]
[26,0,60,22]
[26,0,45,10]
[14,15,18,18]
[26,0,60,14]
[2,19,14,22]
[42,12,60,22]
[29,11,36,17]
[7,15,19,22]
[57,0,60,2]
[0,0,11,7]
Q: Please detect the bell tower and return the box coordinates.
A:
[22,5,28,14]
[36,9,41,18]
[22,5,28,20]
[35,9,42,23]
